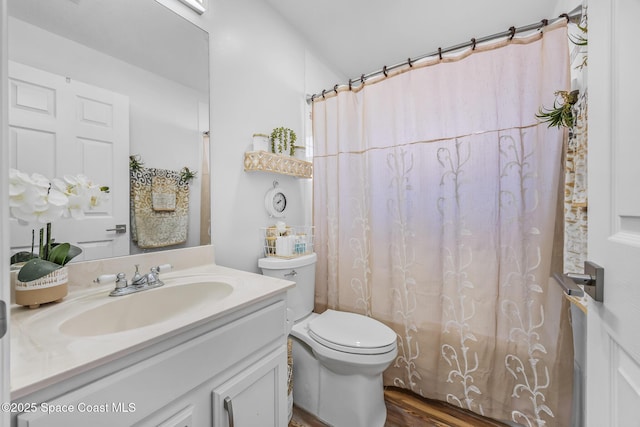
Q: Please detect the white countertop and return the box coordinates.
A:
[10,263,294,399]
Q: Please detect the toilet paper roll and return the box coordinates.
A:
[276,236,293,256]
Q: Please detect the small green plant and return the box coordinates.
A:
[570,22,588,46]
[180,167,197,182]
[130,154,144,171]
[570,19,588,69]
[270,127,297,156]
[536,90,579,129]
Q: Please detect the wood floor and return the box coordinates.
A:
[289,387,510,427]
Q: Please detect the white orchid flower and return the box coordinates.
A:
[9,169,66,224]
[10,169,107,225]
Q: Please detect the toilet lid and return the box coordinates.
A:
[307,310,397,355]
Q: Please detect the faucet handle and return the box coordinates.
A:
[156,264,173,274]
[94,272,128,289]
[132,264,143,283]
[146,264,171,286]
[114,272,128,289]
[94,274,117,284]
[149,264,173,277]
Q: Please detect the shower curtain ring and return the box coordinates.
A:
[322,89,326,99]
[559,13,570,23]
[508,26,516,40]
[541,18,549,27]
[349,79,353,91]
[311,94,316,102]
[383,65,388,77]
[360,74,365,84]
[334,84,339,94]
[407,57,413,67]
[438,47,442,60]
[471,38,476,50]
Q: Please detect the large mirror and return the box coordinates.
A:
[8,0,210,262]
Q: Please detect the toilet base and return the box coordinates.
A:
[291,336,388,427]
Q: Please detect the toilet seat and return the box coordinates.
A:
[307,310,397,355]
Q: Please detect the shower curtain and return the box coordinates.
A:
[312,22,573,427]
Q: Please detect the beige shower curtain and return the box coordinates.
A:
[312,22,573,427]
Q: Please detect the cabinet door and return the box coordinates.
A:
[212,347,287,427]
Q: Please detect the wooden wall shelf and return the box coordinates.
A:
[244,151,312,179]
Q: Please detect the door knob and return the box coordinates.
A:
[554,261,604,302]
[106,224,127,234]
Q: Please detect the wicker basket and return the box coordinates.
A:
[262,225,314,258]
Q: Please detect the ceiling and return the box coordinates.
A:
[264,0,564,81]
[8,0,569,96]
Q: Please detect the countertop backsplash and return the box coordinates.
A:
[10,245,217,304]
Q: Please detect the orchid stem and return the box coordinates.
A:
[46,223,52,260]
[38,228,45,259]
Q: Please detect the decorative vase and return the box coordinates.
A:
[293,146,306,160]
[14,266,69,309]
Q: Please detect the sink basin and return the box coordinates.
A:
[59,280,233,337]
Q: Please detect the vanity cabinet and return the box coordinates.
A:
[212,348,287,427]
[14,299,288,427]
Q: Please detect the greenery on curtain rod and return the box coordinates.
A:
[570,16,588,69]
[536,90,579,129]
[536,14,586,130]
[570,23,587,47]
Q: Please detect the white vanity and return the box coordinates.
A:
[9,248,294,427]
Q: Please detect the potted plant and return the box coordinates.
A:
[9,169,109,308]
[270,127,297,156]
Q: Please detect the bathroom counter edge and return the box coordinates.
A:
[10,262,294,399]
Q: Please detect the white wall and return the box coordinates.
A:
[207,0,342,272]
[553,0,582,16]
[6,0,342,273]
[8,17,207,253]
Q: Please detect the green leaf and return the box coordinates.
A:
[17,259,62,282]
[49,243,82,265]
[10,251,37,265]
[65,244,82,263]
[48,243,71,266]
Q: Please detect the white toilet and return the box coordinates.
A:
[259,252,398,427]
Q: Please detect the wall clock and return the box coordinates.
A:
[265,181,288,218]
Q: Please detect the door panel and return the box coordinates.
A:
[587,0,640,425]
[8,62,130,260]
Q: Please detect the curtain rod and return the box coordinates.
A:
[308,5,583,103]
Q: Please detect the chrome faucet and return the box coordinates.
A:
[131,265,163,287]
[94,264,172,296]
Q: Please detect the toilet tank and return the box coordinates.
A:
[258,252,317,322]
